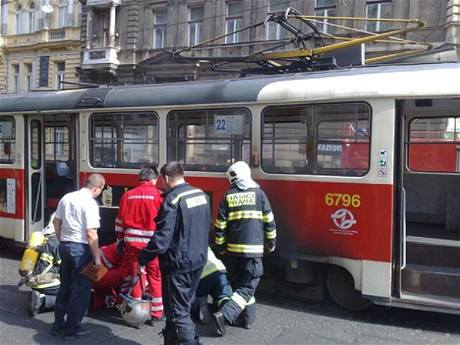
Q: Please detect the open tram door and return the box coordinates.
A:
[25,116,45,236]
[397,98,460,312]
[24,114,77,239]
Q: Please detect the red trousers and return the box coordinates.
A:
[122,243,163,318]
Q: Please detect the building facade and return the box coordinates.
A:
[82,0,460,85]
[0,0,81,93]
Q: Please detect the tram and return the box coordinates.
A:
[1,62,460,314]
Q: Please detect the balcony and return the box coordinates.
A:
[87,0,121,8]
[5,27,80,49]
[82,47,120,69]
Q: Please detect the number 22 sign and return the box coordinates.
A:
[214,115,244,135]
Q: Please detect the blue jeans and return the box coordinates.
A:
[54,242,92,334]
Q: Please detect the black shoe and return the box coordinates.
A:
[213,312,226,337]
[63,328,90,341]
[50,324,65,336]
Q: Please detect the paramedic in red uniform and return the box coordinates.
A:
[115,165,164,321]
[91,243,131,310]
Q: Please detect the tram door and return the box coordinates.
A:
[399,98,460,305]
[25,116,45,236]
[25,114,77,239]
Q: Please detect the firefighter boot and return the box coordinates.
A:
[162,322,179,345]
[236,302,256,329]
[197,297,211,325]
[213,311,226,336]
[28,290,43,317]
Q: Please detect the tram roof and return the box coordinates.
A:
[1,62,460,113]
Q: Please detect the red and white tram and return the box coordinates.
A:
[1,62,460,313]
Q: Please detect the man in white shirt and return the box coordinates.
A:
[51,174,105,340]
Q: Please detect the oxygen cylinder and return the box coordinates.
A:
[19,231,45,277]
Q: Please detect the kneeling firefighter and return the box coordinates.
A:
[18,213,61,316]
[192,246,232,325]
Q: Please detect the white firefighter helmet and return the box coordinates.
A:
[226,161,251,185]
[42,212,56,236]
[118,294,152,328]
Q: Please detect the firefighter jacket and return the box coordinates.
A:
[115,181,163,249]
[138,183,211,274]
[27,234,61,290]
[200,247,226,279]
[214,185,276,257]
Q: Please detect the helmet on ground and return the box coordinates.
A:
[118,294,152,328]
[226,161,251,185]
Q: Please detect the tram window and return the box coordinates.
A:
[408,117,460,173]
[45,126,69,161]
[90,112,158,168]
[316,104,370,176]
[262,106,309,174]
[167,108,251,171]
[31,120,41,169]
[0,117,15,164]
[262,103,370,175]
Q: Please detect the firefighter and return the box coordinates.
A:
[213,161,276,336]
[192,246,232,325]
[139,161,210,345]
[19,213,61,317]
[115,165,164,321]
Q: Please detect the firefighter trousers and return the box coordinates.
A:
[162,267,203,345]
[218,257,263,325]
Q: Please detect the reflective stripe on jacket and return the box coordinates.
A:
[214,185,276,257]
[140,183,211,273]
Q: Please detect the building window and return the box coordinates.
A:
[55,62,65,90]
[188,6,204,46]
[90,112,159,168]
[225,1,242,44]
[262,102,370,176]
[25,64,33,92]
[167,108,251,171]
[266,0,288,40]
[58,0,67,27]
[1,0,7,34]
[12,65,20,93]
[314,0,336,34]
[366,0,392,32]
[28,2,35,33]
[153,10,167,49]
[15,5,22,34]
[0,117,16,164]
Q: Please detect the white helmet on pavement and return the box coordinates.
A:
[118,294,152,328]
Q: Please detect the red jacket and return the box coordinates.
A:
[99,243,122,269]
[115,181,163,249]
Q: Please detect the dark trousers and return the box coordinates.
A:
[196,271,232,308]
[162,267,203,345]
[54,242,92,334]
[220,257,263,324]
